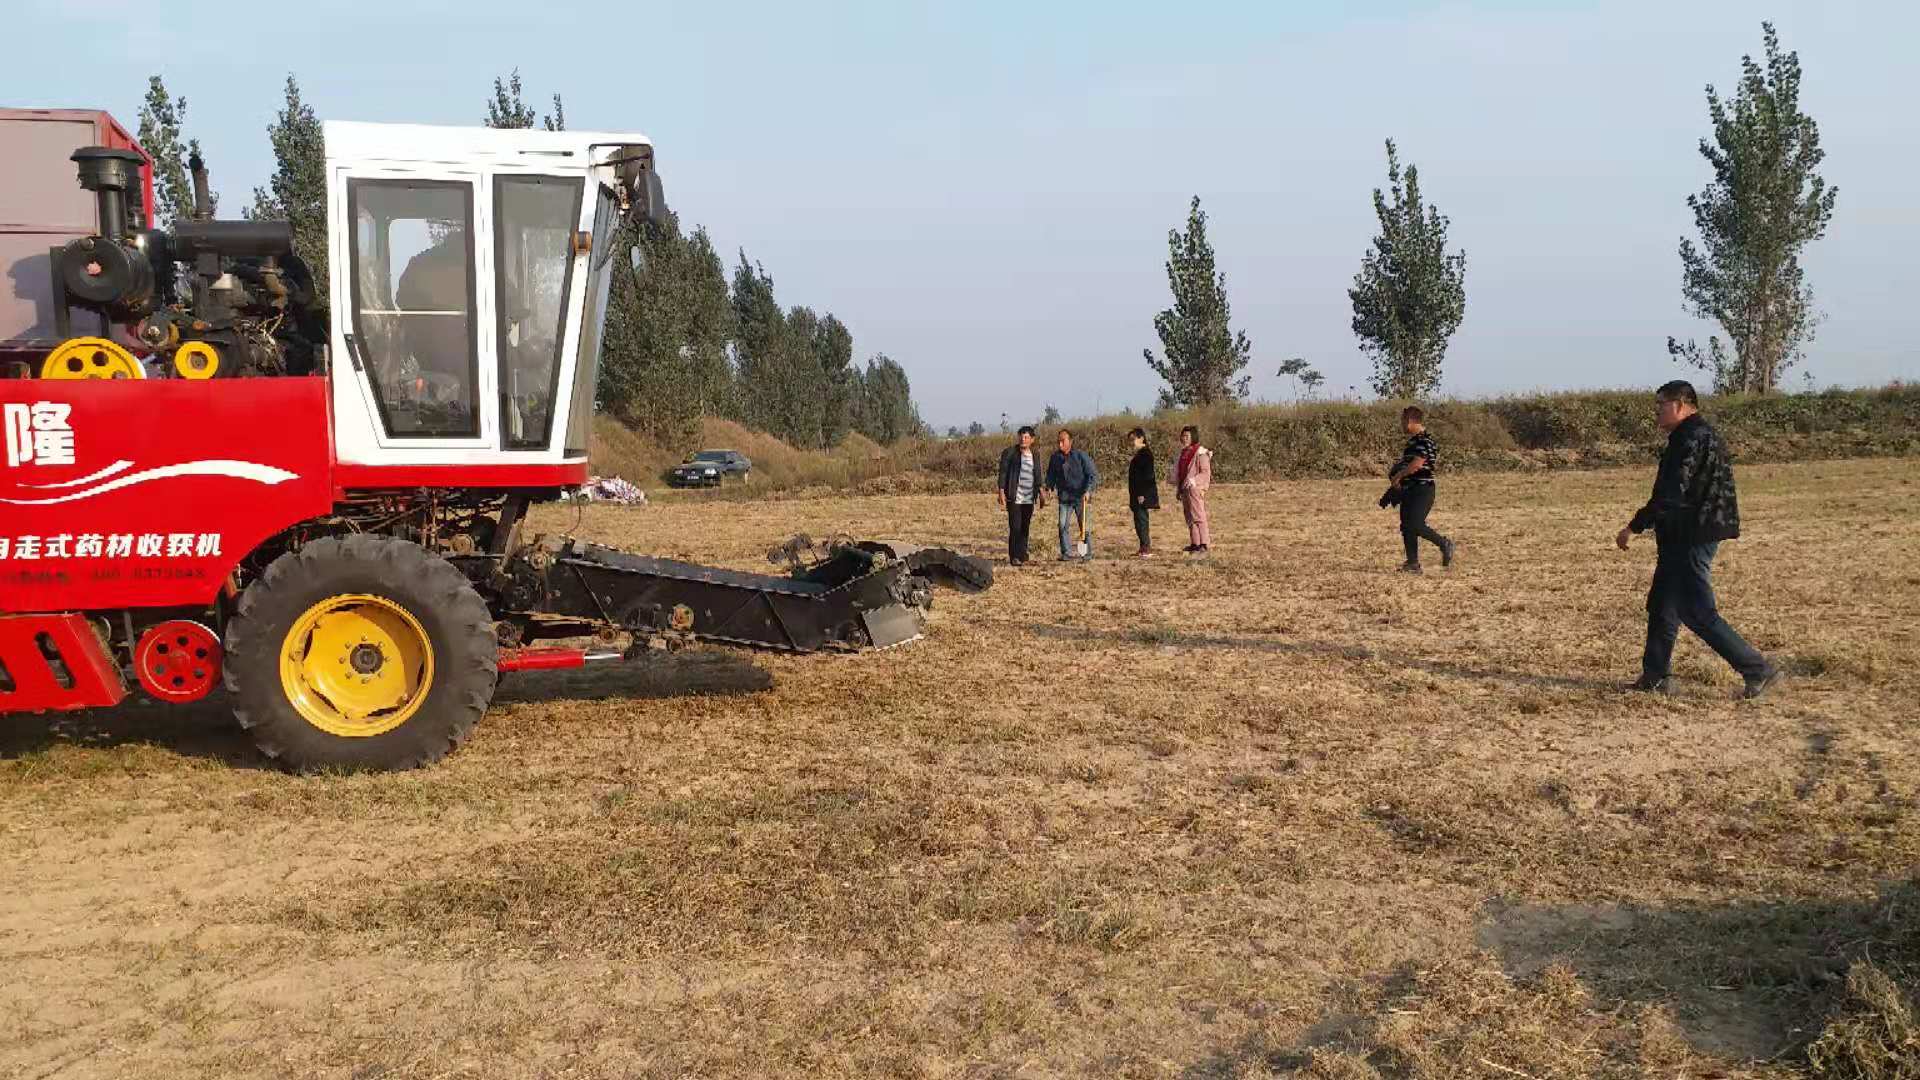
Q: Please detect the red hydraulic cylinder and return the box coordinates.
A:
[496,647,624,673]
[497,647,586,673]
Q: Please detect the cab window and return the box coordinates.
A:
[494,175,583,449]
[347,178,480,438]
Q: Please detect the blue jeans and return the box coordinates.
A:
[1643,540,1769,680]
[1057,496,1086,559]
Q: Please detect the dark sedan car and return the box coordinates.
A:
[667,449,753,488]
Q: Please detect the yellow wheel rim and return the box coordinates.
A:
[278,594,435,738]
[41,337,144,380]
[173,340,220,379]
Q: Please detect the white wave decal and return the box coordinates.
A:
[0,459,299,506]
[22,459,134,489]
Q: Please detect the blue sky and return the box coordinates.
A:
[9,0,1917,427]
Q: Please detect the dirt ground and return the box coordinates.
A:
[3,458,1916,1078]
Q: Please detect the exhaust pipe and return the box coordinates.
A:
[189,151,213,221]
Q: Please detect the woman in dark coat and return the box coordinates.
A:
[1127,427,1160,557]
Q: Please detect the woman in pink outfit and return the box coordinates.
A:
[1170,425,1213,553]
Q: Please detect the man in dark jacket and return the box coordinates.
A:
[1046,428,1099,561]
[996,426,1046,565]
[1617,380,1779,699]
[1126,427,1159,557]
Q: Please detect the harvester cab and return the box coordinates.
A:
[0,120,989,772]
[321,123,663,473]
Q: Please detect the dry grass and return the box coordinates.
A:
[2,458,1917,1077]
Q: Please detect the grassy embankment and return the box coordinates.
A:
[594,384,1920,499]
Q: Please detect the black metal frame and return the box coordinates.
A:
[456,538,990,655]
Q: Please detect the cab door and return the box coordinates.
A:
[490,173,584,453]
[328,165,497,461]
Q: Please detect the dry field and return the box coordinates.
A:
[3,458,1917,1078]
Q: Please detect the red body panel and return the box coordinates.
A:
[331,461,588,498]
[0,612,128,710]
[3,376,591,618]
[1,378,335,612]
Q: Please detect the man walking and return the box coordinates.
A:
[1171,425,1213,554]
[1046,429,1098,561]
[996,426,1046,565]
[1127,427,1159,557]
[1388,406,1455,573]
[1617,380,1779,699]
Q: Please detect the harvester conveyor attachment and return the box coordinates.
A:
[502,538,991,653]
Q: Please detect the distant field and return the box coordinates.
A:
[2,458,1916,1077]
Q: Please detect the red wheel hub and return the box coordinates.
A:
[134,620,223,702]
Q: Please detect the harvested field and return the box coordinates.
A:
[3,457,1917,1078]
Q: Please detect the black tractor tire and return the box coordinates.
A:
[223,534,498,772]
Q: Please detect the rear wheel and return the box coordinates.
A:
[223,534,498,772]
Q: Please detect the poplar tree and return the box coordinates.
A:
[486,69,565,131]
[1349,140,1467,399]
[1668,23,1837,394]
[1143,196,1252,408]
[246,76,328,306]
[136,76,214,225]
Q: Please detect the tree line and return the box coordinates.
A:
[132,70,924,450]
[131,20,1835,455]
[1144,20,1835,406]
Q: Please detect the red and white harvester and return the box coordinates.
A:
[0,110,989,770]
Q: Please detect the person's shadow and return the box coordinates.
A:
[1182,883,1917,1074]
[0,650,771,769]
[6,250,57,342]
[1023,621,1620,694]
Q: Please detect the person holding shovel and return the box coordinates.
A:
[1046,428,1099,562]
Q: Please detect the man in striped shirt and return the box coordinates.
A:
[996,426,1046,565]
[1388,406,1456,573]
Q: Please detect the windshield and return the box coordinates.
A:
[692,452,728,463]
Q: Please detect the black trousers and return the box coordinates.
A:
[1006,501,1036,563]
[1398,483,1448,564]
[1132,505,1151,549]
[1643,540,1769,680]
